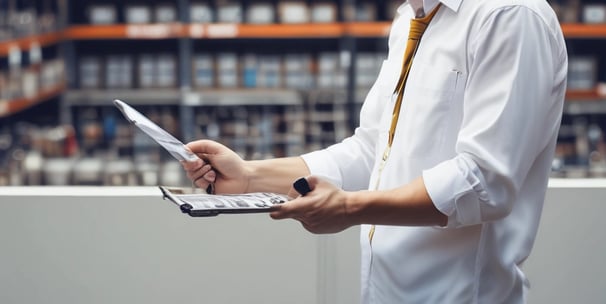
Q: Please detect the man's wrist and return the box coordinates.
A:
[344,191,367,226]
[244,160,261,193]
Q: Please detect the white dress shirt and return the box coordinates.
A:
[302,0,567,303]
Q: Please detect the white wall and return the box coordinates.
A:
[0,187,331,304]
[0,180,605,304]
[524,180,606,303]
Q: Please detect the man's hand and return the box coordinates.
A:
[270,176,356,234]
[181,140,250,194]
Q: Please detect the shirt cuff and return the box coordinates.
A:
[423,160,459,217]
[301,150,343,188]
[422,157,484,228]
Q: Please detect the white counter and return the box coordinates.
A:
[0,179,604,304]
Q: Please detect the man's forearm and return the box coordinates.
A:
[347,177,448,227]
[246,157,311,194]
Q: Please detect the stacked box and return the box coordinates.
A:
[217,53,239,88]
[137,54,178,88]
[157,54,177,88]
[567,56,597,90]
[356,53,383,88]
[285,54,313,89]
[89,5,117,24]
[80,57,102,89]
[258,56,282,88]
[279,2,309,24]
[317,52,347,89]
[193,54,215,88]
[217,2,243,23]
[191,2,214,23]
[583,5,606,24]
[106,55,133,89]
[138,54,155,88]
[125,5,152,24]
[247,3,275,24]
[155,5,177,23]
[242,54,258,88]
[311,3,337,23]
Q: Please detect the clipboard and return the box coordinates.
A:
[159,186,289,217]
[115,99,310,216]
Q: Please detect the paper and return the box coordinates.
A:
[114,99,199,162]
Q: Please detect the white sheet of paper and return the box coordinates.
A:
[114,99,199,162]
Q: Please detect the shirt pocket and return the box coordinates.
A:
[397,61,463,158]
[373,60,403,147]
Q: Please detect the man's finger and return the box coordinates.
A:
[185,140,227,156]
[180,158,204,171]
[203,170,216,183]
[269,201,298,220]
[194,176,210,190]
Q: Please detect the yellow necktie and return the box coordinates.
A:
[368,4,441,242]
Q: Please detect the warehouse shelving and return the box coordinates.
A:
[5,0,606,185]
[0,31,64,57]
[0,14,65,120]
[0,82,65,118]
[61,22,391,40]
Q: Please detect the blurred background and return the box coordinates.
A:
[0,0,605,187]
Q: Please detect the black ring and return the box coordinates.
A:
[293,177,311,196]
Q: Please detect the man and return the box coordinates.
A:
[182,0,567,302]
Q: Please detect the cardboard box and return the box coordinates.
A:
[138,54,156,88]
[247,3,275,24]
[191,3,214,23]
[89,5,117,24]
[217,2,243,23]
[355,53,382,88]
[285,54,312,89]
[258,56,282,88]
[242,54,258,88]
[311,3,337,23]
[217,53,239,88]
[353,2,376,22]
[583,5,606,24]
[80,57,102,89]
[155,5,177,23]
[193,54,215,88]
[125,5,152,24]
[106,55,133,89]
[156,54,177,88]
[567,56,597,90]
[279,2,309,24]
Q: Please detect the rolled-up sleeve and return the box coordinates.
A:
[423,6,567,228]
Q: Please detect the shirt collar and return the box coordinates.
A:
[398,0,462,16]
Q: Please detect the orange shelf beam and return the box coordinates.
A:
[345,22,391,37]
[566,89,602,101]
[0,83,66,118]
[1,23,605,48]
[65,24,186,40]
[237,23,344,38]
[10,23,603,43]
[192,23,345,38]
[561,23,606,38]
[0,32,63,57]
